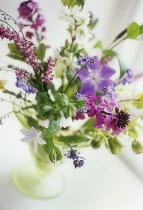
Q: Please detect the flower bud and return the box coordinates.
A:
[132,140,143,154]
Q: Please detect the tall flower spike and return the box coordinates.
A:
[43,58,56,84]
[0,27,40,70]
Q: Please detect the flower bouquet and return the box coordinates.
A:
[1,0,143,198]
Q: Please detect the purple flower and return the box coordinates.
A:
[74,93,87,100]
[88,105,101,118]
[74,112,85,120]
[65,147,85,168]
[0,121,2,125]
[31,17,45,31]
[77,56,116,95]
[121,69,134,85]
[98,98,116,113]
[104,115,126,135]
[18,0,39,20]
[26,31,34,39]
[93,113,105,129]
[73,159,85,168]
[16,77,37,94]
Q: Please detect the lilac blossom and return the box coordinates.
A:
[98,98,116,113]
[120,69,134,85]
[77,56,116,95]
[64,147,85,168]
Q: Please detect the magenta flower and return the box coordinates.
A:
[104,115,126,135]
[77,56,116,95]
[88,105,102,118]
[18,0,39,20]
[93,113,105,129]
[98,98,116,113]
[74,112,85,120]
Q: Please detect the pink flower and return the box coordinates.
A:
[98,98,116,113]
[93,113,105,129]
[18,0,39,20]
[74,112,85,120]
[26,31,34,39]
[104,115,126,135]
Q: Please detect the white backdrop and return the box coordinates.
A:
[1,1,143,210]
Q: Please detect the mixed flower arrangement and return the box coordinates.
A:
[1,0,143,168]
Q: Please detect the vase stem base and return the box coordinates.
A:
[11,162,65,199]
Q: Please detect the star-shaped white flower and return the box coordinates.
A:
[60,117,72,128]
[20,127,46,153]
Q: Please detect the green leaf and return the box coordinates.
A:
[36,43,46,62]
[103,50,127,78]
[116,54,127,78]
[3,89,17,96]
[43,137,62,162]
[136,25,143,40]
[57,134,90,145]
[127,22,140,39]
[103,49,117,57]
[42,120,60,138]
[7,53,24,61]
[61,0,84,7]
[71,97,87,111]
[8,43,20,54]
[94,40,102,49]
[27,117,38,129]
[132,95,143,109]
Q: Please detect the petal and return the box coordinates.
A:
[77,68,90,82]
[86,56,100,72]
[20,129,32,136]
[99,65,116,79]
[80,80,96,95]
[20,136,34,143]
[30,127,37,134]
[37,137,46,145]
[34,139,38,153]
[97,79,114,93]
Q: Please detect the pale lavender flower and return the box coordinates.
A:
[20,127,46,152]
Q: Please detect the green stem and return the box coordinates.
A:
[119,98,141,103]
[64,62,88,94]
[110,37,126,50]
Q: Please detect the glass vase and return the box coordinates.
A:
[11,142,65,199]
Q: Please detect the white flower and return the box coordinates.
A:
[60,6,80,25]
[41,119,50,128]
[20,127,46,153]
[60,117,72,128]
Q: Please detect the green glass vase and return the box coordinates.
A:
[11,142,65,199]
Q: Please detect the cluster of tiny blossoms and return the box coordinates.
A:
[15,70,37,93]
[0,27,40,70]
[61,5,92,39]
[18,0,46,40]
[43,58,56,84]
[64,147,85,168]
